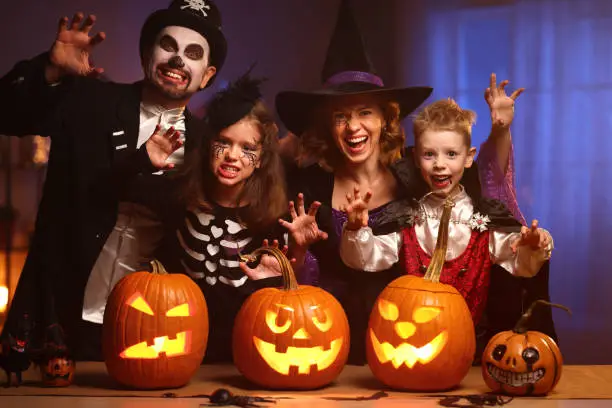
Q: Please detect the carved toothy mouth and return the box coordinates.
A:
[369,329,448,369]
[253,336,344,375]
[44,372,71,381]
[487,363,546,387]
[119,330,192,359]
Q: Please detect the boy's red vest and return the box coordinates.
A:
[402,227,492,323]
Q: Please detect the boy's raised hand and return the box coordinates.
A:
[279,193,328,249]
[511,219,551,253]
[485,73,525,129]
[341,186,372,231]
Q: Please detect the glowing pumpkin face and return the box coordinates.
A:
[366,275,475,391]
[370,299,448,368]
[118,292,193,359]
[102,265,208,389]
[253,300,344,375]
[232,249,349,389]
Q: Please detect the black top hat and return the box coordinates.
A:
[276,0,432,135]
[140,0,228,88]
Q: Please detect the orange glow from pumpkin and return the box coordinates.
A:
[266,309,292,334]
[292,328,310,339]
[413,307,441,323]
[0,286,8,313]
[166,303,191,317]
[126,293,154,315]
[371,301,448,368]
[378,298,399,321]
[253,337,344,375]
[370,329,448,368]
[395,322,417,339]
[119,331,192,359]
[311,305,332,332]
[255,304,344,375]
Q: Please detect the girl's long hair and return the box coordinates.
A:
[180,100,287,232]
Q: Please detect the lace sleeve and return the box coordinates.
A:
[340,225,401,272]
[490,229,554,277]
[477,139,526,225]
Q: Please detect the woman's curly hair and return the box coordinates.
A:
[300,98,405,171]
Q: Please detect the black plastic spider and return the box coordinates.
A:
[200,388,277,408]
[436,394,514,408]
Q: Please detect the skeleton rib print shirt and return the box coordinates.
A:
[175,204,288,293]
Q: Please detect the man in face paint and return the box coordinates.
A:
[0,0,228,361]
[144,25,217,103]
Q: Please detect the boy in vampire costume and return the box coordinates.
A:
[0,0,227,361]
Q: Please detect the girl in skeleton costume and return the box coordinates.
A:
[153,70,320,363]
[339,99,555,358]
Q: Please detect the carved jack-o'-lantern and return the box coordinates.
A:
[482,300,571,396]
[366,197,476,391]
[233,247,349,389]
[40,356,75,387]
[102,260,208,389]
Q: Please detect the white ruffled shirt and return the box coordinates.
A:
[340,188,553,276]
[81,102,186,324]
[137,103,186,168]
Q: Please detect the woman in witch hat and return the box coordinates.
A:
[275,0,527,364]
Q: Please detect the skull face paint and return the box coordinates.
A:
[146,26,213,100]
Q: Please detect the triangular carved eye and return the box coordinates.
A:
[166,303,191,317]
[378,299,399,321]
[126,293,154,315]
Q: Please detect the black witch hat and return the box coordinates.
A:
[140,0,228,88]
[276,0,432,135]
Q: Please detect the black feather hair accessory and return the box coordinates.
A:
[206,65,267,134]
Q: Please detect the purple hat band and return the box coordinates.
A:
[323,71,384,88]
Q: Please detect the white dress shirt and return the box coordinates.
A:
[82,102,186,324]
[340,188,553,277]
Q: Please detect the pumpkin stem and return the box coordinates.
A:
[423,196,455,283]
[241,247,298,291]
[150,259,168,275]
[513,300,572,334]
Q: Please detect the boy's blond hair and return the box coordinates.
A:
[412,98,477,146]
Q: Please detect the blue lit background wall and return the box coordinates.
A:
[400,0,612,364]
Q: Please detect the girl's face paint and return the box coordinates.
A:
[210,118,262,192]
